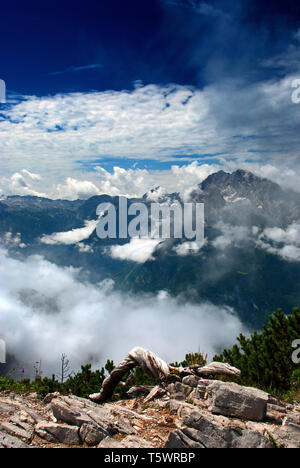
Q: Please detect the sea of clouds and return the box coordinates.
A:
[0,247,246,378]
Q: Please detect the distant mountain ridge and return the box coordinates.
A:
[0,169,299,328]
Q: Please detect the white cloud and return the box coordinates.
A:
[1,170,47,198]
[40,219,98,245]
[0,232,26,249]
[95,162,221,199]
[0,85,214,171]
[225,162,300,193]
[0,248,245,375]
[263,224,300,246]
[279,245,300,262]
[257,223,300,262]
[110,238,162,263]
[212,223,253,250]
[0,162,221,200]
[174,241,203,256]
[53,177,101,200]
[0,75,300,187]
[77,243,94,254]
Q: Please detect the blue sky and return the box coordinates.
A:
[0,0,300,199]
[2,0,300,94]
[2,1,164,94]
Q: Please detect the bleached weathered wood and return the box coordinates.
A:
[196,362,241,378]
[89,347,241,403]
[89,347,170,403]
[129,347,170,380]
[89,354,136,403]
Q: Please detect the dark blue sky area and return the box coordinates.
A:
[2,0,300,96]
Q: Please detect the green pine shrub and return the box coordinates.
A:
[214,308,300,397]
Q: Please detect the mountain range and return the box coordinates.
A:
[1,169,299,328]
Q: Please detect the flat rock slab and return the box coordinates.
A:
[35,422,80,446]
[0,401,19,416]
[206,381,269,422]
[172,406,272,448]
[0,421,32,442]
[0,430,30,449]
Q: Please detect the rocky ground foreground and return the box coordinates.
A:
[0,378,299,448]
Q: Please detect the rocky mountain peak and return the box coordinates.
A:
[200,169,273,192]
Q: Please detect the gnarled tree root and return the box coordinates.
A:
[89,346,241,403]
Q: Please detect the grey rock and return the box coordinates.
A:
[276,413,300,448]
[35,422,80,446]
[79,423,106,446]
[230,430,273,449]
[43,392,60,404]
[165,430,204,448]
[0,401,17,416]
[0,430,29,448]
[126,386,153,399]
[180,405,272,448]
[144,386,166,403]
[10,415,33,432]
[51,398,92,427]
[167,382,193,401]
[180,406,232,448]
[111,418,138,436]
[20,408,44,424]
[189,388,206,401]
[98,438,126,448]
[283,413,300,427]
[0,421,32,442]
[182,375,202,388]
[206,381,269,421]
[51,396,137,437]
[169,399,185,414]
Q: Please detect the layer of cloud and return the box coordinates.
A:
[1,158,299,203]
[0,162,220,200]
[40,220,98,245]
[0,73,300,184]
[0,248,245,375]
